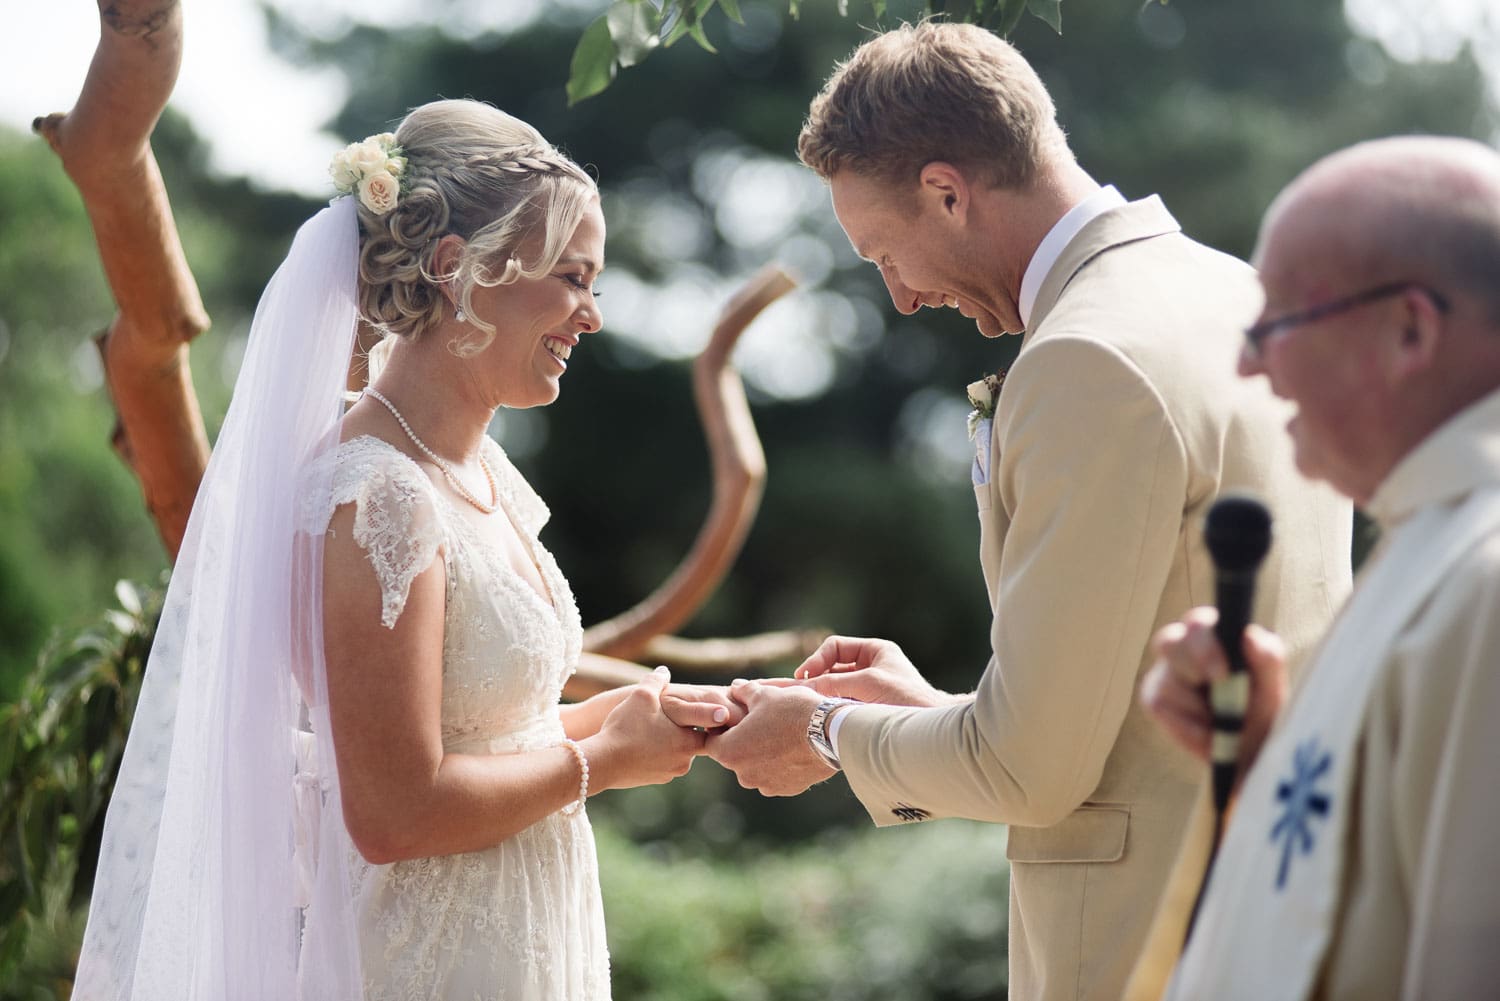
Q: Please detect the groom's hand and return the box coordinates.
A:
[705,681,835,796]
[784,635,961,707]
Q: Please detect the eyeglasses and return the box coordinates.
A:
[1243,281,1450,357]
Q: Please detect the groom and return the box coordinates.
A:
[707,22,1352,1001]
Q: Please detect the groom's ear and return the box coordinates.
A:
[917,161,971,224]
[431,235,467,305]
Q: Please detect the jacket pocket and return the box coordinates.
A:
[1005,804,1129,864]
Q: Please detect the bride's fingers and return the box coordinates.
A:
[639,664,671,697]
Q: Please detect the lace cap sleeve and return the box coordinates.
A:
[301,437,445,629]
[484,436,550,537]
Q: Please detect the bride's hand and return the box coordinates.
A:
[583,668,705,790]
[660,682,745,731]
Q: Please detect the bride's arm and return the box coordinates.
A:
[560,687,631,740]
[321,505,703,865]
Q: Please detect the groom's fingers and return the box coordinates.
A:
[752,677,814,690]
[659,694,734,730]
[795,635,876,679]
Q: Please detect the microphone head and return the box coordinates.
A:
[1205,493,1273,573]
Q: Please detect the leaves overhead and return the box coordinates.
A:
[566,0,1065,104]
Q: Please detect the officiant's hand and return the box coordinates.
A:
[704,680,835,796]
[1140,606,1288,774]
[777,635,962,708]
[660,683,746,733]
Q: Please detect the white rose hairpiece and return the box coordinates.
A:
[966,371,1006,440]
[329,132,407,215]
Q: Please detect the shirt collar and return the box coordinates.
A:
[1018,184,1127,330]
[1365,385,1500,526]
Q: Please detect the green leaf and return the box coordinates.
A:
[663,8,692,46]
[0,916,29,979]
[0,705,20,786]
[695,0,716,16]
[870,0,887,20]
[1027,0,1062,33]
[688,17,718,52]
[720,0,745,23]
[567,14,619,105]
[788,0,801,19]
[995,0,1027,34]
[609,0,662,68]
[84,685,119,757]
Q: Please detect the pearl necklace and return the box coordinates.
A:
[363,387,500,515]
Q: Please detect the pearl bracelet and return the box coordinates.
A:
[560,739,589,816]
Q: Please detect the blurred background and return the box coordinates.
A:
[1,0,1495,996]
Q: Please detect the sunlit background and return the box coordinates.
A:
[1,1,1496,995]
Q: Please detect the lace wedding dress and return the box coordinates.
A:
[295,433,610,1001]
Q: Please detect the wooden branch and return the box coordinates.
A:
[35,0,210,560]
[582,264,794,660]
[562,651,651,701]
[640,629,827,675]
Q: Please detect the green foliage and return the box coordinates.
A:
[566,0,1063,103]
[0,579,159,986]
[598,819,1009,1000]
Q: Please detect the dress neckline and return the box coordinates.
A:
[340,434,559,615]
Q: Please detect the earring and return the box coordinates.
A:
[455,306,467,324]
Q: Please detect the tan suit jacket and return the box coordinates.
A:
[835,198,1353,1000]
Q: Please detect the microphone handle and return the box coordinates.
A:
[1187,570,1258,945]
[1209,571,1255,814]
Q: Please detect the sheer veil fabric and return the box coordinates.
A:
[73,197,366,999]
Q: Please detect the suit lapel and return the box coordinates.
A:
[1024,196,1182,337]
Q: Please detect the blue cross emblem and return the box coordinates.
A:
[1268,738,1333,890]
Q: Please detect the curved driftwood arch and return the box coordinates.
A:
[37,0,819,696]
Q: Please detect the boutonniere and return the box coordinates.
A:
[966,372,1006,440]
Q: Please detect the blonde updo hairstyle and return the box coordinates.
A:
[356,99,597,370]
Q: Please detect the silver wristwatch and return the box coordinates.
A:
[806,698,860,770]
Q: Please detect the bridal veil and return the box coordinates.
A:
[73,196,367,999]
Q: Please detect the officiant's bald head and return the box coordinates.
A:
[1241,136,1500,504]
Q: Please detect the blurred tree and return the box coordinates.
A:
[565,0,1066,103]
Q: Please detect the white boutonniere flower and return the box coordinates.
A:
[966,372,1006,440]
[329,133,408,215]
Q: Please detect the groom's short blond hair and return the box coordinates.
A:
[797,21,1070,191]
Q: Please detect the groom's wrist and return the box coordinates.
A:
[806,698,860,770]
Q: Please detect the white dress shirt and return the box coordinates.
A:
[1018,184,1127,330]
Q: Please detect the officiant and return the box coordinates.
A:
[707,22,1352,1000]
[1143,135,1500,1001]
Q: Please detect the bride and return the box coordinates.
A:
[71,99,735,1000]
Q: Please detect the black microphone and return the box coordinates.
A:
[1203,493,1273,816]
[1185,493,1272,945]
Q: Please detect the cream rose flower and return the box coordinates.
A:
[385,156,407,178]
[373,132,398,148]
[328,149,360,190]
[349,139,389,175]
[359,170,400,215]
